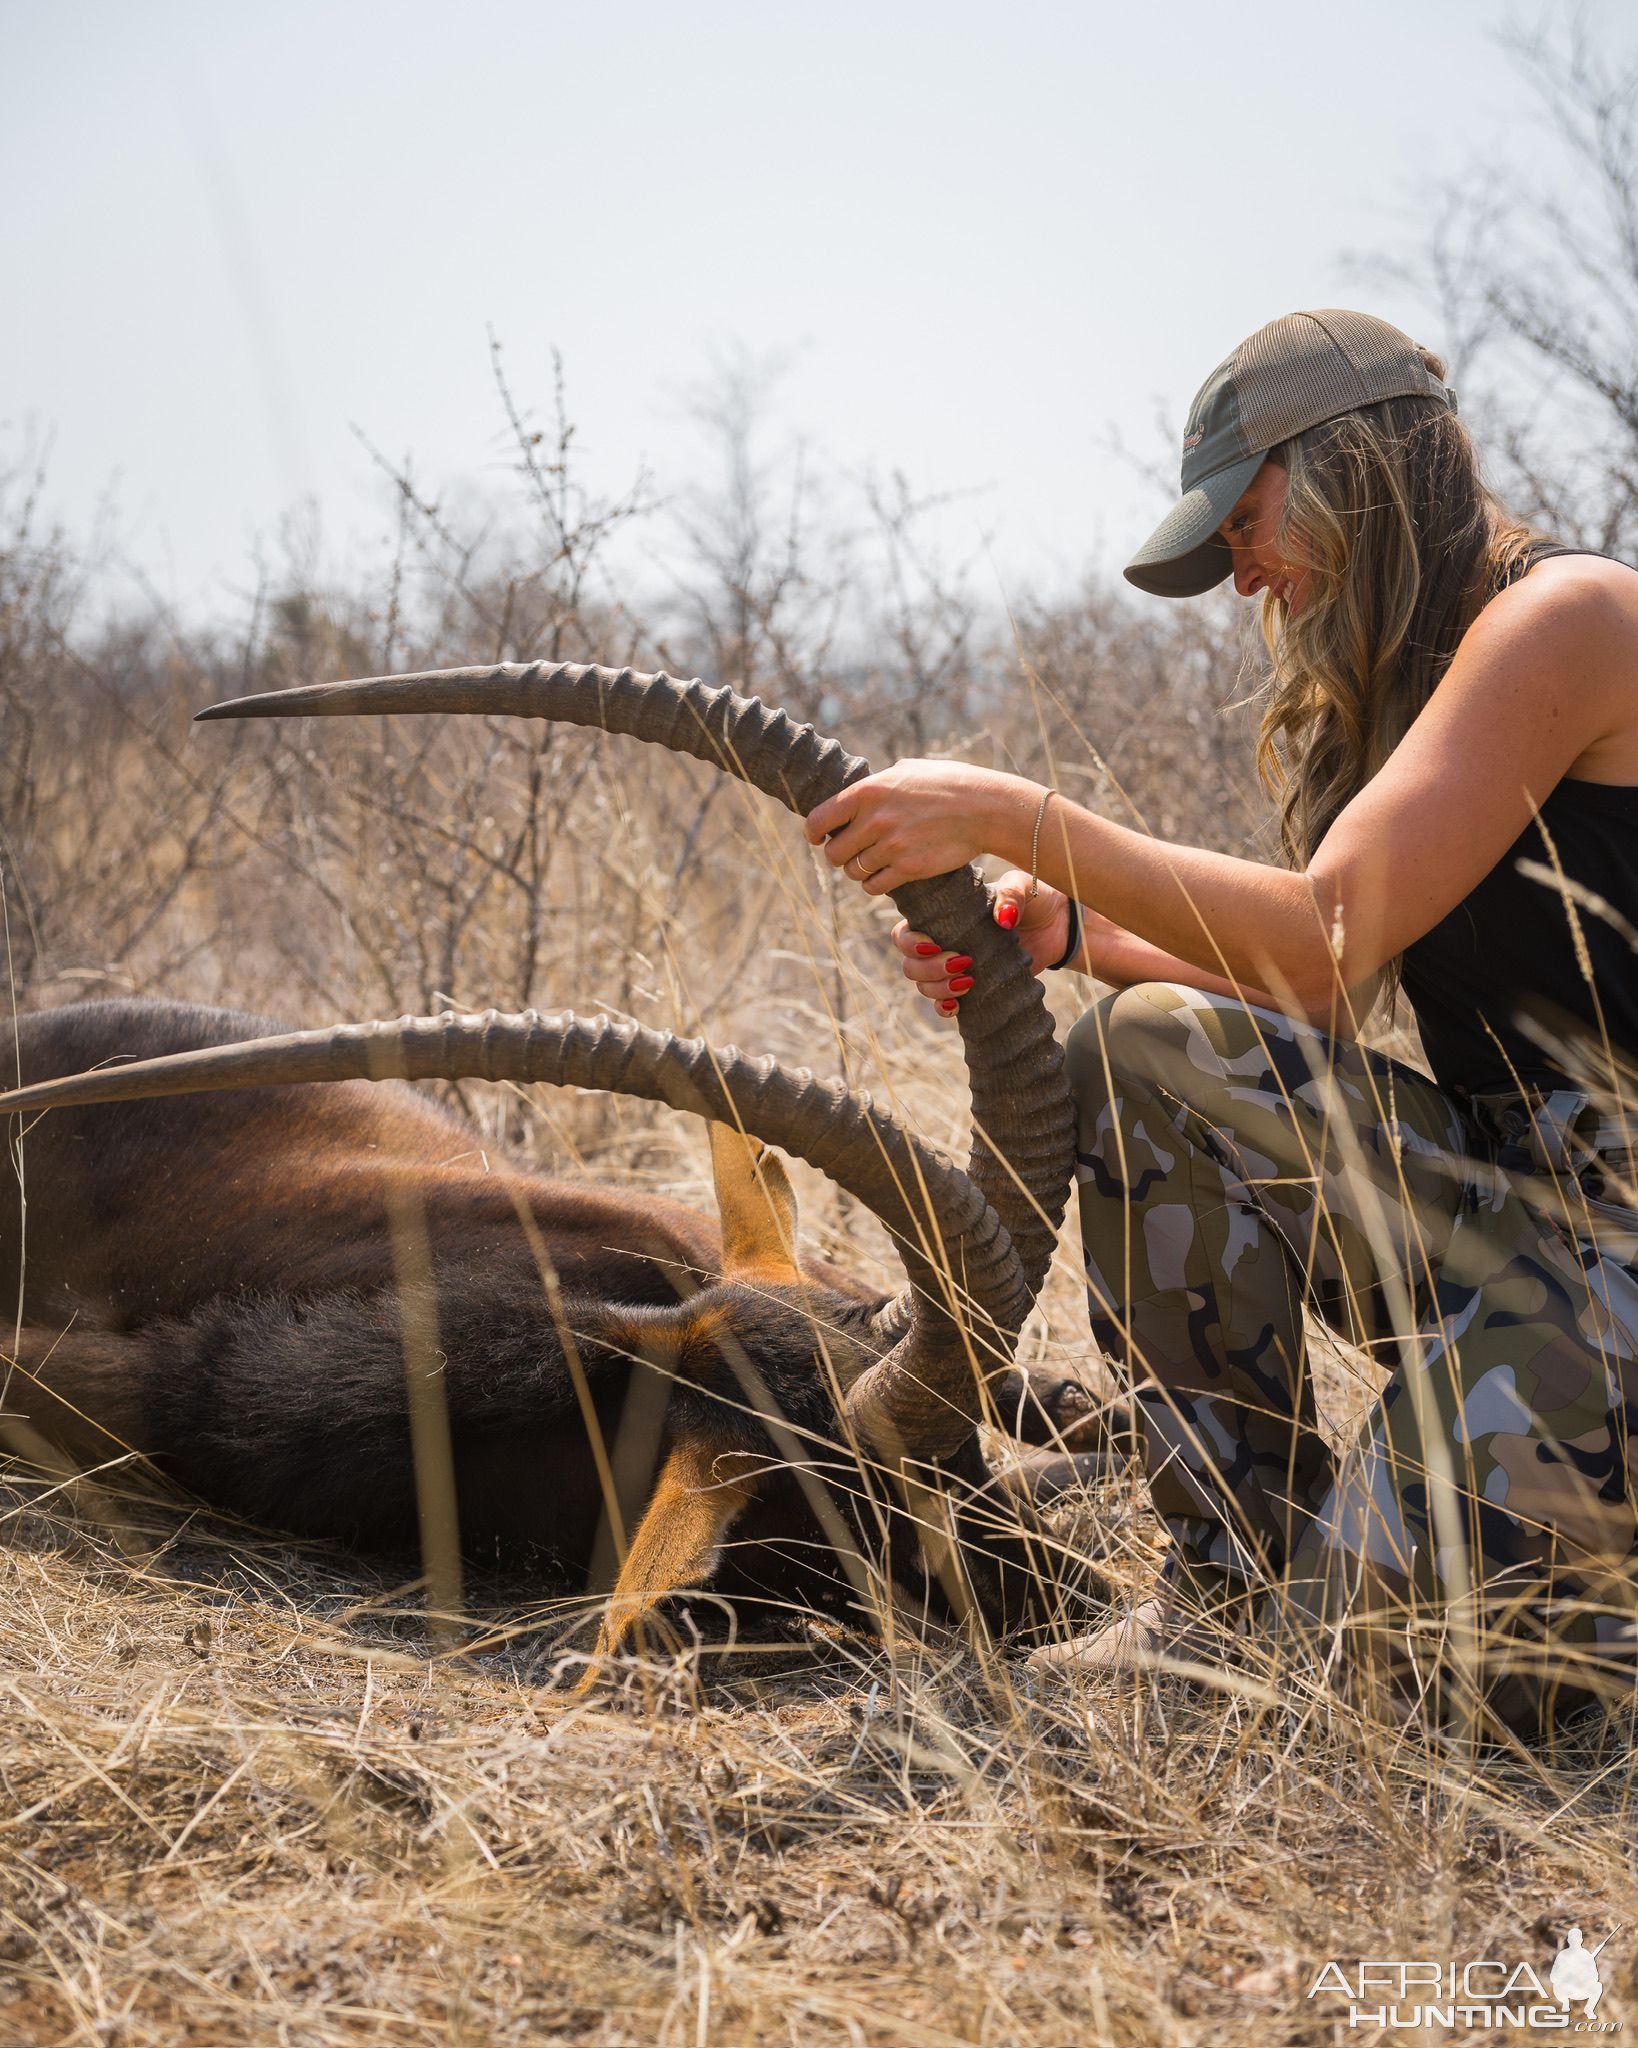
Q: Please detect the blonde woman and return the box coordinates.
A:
[806,310,1638,1733]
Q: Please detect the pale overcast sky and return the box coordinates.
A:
[4,1,1632,624]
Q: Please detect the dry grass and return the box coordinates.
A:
[4,1415,1637,2047]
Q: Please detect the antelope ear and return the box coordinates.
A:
[707,1122,803,1287]
[578,1433,761,1683]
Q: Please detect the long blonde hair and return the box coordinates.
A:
[1256,353,1541,867]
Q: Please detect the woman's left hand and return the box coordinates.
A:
[804,760,1022,893]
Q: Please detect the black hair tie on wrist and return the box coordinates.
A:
[1048,898,1084,972]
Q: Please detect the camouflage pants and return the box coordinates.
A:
[1066,982,1638,1728]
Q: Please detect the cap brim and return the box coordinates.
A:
[1122,451,1265,598]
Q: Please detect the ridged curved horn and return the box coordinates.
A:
[0,1008,1024,1455]
[196,663,1073,1305]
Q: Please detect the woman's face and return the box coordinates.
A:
[1219,456,1308,609]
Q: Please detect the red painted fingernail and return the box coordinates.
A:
[996,902,1020,930]
[946,955,973,972]
[938,1000,959,1016]
[948,975,974,994]
[914,942,939,957]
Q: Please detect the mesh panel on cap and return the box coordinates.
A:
[1315,309,1441,394]
[1230,309,1448,452]
[1234,314,1368,450]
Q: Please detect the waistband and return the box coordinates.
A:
[1466,1088,1634,1184]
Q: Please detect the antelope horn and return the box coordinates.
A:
[195,663,1074,1307]
[0,1009,1024,1456]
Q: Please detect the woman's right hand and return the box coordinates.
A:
[892,871,1074,1016]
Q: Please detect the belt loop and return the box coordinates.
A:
[1529,1089,1589,1175]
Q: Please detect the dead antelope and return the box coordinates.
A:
[0,664,1097,1667]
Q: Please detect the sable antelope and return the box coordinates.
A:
[0,665,1094,1665]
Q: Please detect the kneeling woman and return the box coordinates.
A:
[807,309,1638,1734]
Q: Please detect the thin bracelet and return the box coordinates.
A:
[1026,787,1055,898]
[1049,898,1084,972]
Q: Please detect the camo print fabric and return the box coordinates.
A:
[1067,982,1638,1727]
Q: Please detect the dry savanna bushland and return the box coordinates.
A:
[6,32,1638,2040]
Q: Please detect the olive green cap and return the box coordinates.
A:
[1124,309,1457,598]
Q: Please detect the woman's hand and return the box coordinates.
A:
[894,871,1074,1016]
[804,760,1032,894]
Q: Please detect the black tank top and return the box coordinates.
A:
[1399,547,1638,1098]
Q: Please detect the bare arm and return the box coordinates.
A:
[812,559,1638,1016]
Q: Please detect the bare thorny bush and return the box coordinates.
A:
[0,337,1259,1188]
[1375,16,1638,558]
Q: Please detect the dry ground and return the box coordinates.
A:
[4,1307,1636,2048]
